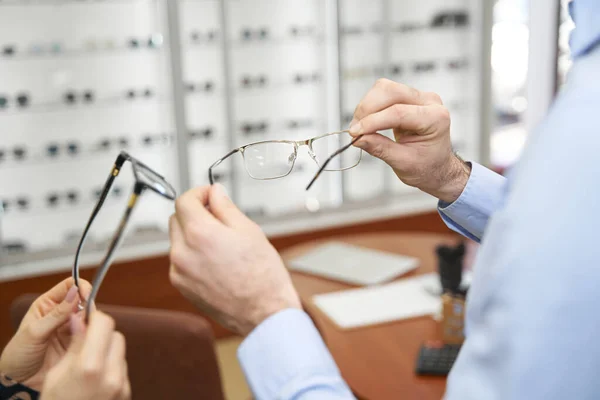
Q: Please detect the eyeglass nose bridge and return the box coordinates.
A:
[294,139,318,162]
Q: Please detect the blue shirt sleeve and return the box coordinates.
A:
[238,308,355,400]
[438,162,507,243]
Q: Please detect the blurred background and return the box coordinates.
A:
[0,0,572,398]
[0,0,570,269]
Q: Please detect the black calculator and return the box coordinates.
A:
[415,341,462,376]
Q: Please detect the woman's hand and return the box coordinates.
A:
[0,278,91,390]
[41,311,131,400]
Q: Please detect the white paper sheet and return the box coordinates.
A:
[313,273,442,329]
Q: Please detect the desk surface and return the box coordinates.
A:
[282,232,458,400]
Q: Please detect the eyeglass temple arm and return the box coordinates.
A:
[305,135,364,191]
[73,154,129,289]
[84,182,143,322]
[208,149,240,185]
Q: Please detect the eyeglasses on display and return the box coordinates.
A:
[72,151,176,321]
[186,80,215,93]
[290,25,315,37]
[189,126,214,140]
[125,88,155,99]
[287,119,314,130]
[190,29,219,43]
[241,75,268,89]
[240,121,269,135]
[293,72,320,85]
[241,27,269,41]
[16,93,30,108]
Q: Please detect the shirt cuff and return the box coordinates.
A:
[438,162,506,242]
[238,308,353,400]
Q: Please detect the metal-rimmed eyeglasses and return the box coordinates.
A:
[208,130,364,190]
[72,151,176,320]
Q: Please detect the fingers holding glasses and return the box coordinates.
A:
[41,311,131,400]
[174,186,223,244]
[350,79,437,126]
[80,311,115,366]
[105,331,129,400]
[209,184,258,231]
[350,103,450,138]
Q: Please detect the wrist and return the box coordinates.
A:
[243,296,303,337]
[430,155,471,203]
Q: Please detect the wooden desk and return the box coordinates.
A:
[282,232,458,400]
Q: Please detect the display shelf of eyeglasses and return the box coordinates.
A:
[0,225,170,279]
[187,126,217,141]
[390,10,470,34]
[184,29,220,47]
[232,71,323,95]
[0,134,174,169]
[340,24,385,37]
[2,152,176,262]
[1,186,127,217]
[0,0,155,5]
[0,35,164,61]
[386,56,469,78]
[251,188,438,239]
[230,27,325,48]
[235,118,327,140]
[0,88,169,115]
[184,80,219,96]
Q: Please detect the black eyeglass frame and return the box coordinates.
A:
[72,151,176,320]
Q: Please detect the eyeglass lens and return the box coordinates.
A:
[243,142,296,180]
[311,132,361,170]
[134,162,177,199]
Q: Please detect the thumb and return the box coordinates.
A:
[32,286,80,341]
[67,314,86,355]
[353,133,412,169]
[209,184,254,229]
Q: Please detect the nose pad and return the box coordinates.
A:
[308,149,317,161]
[288,153,296,165]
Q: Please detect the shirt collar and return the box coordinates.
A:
[569,0,600,58]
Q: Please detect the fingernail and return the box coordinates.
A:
[70,314,83,334]
[214,183,229,199]
[348,118,357,128]
[349,122,362,136]
[65,286,78,303]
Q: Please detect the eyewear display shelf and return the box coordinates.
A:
[0,0,490,282]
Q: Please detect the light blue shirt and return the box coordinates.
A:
[237,1,600,398]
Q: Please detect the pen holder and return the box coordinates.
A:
[436,242,466,293]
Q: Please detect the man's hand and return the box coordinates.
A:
[0,278,92,390]
[168,184,302,336]
[349,78,471,203]
[41,311,131,400]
